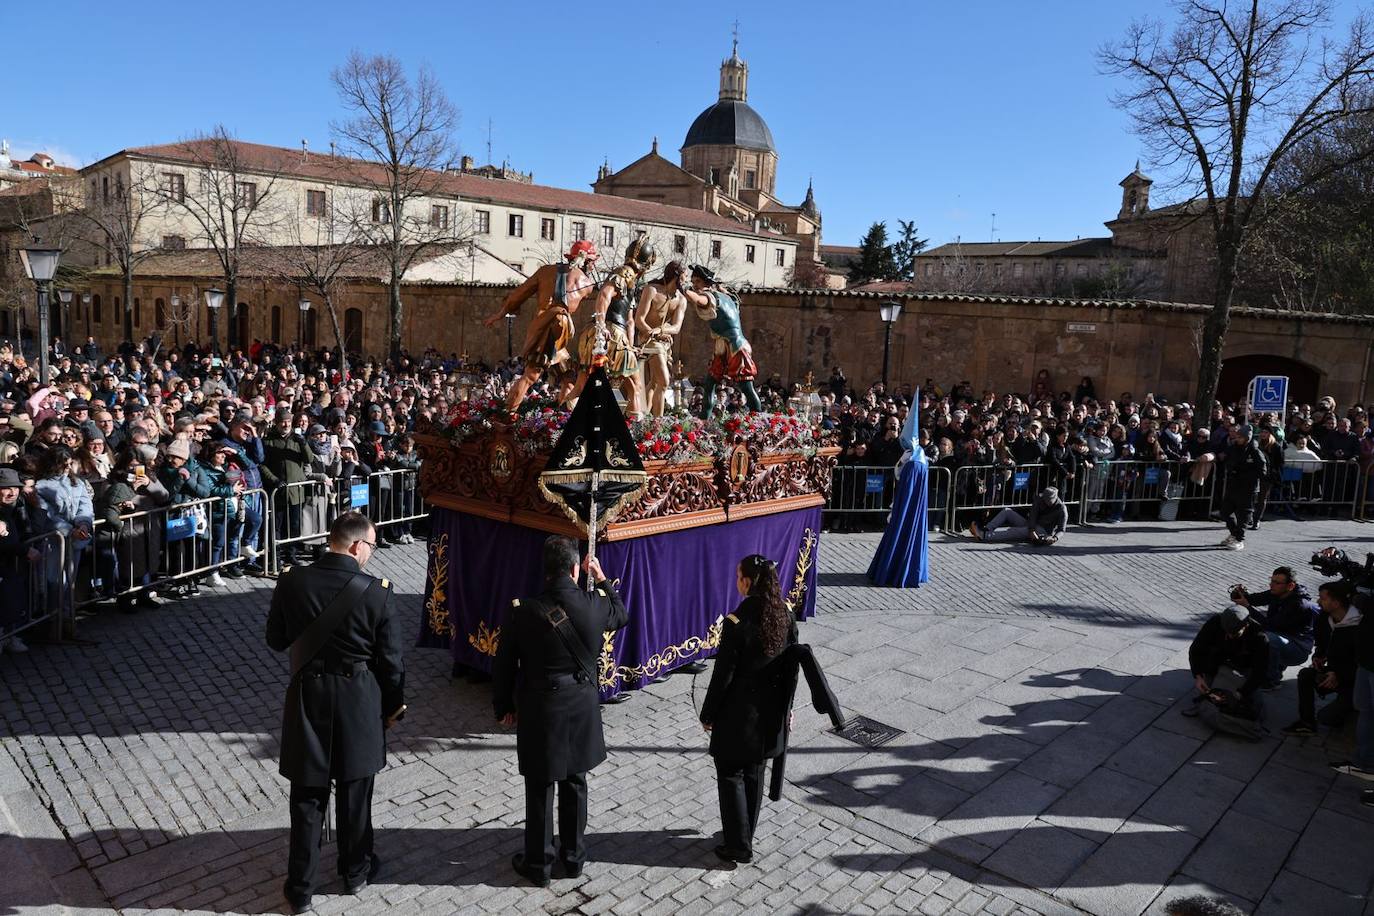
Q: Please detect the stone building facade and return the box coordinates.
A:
[71,265,1374,407]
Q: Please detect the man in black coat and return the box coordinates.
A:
[265,512,405,913]
[1217,424,1266,550]
[1186,604,1271,711]
[493,536,629,886]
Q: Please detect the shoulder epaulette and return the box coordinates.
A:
[512,598,521,607]
[380,578,391,589]
[725,613,739,624]
[596,587,607,597]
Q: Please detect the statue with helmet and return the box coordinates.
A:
[485,240,601,412]
[569,236,658,416]
[682,263,762,417]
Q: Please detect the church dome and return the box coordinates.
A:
[682,100,776,153]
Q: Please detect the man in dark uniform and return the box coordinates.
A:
[266,512,405,913]
[493,535,629,886]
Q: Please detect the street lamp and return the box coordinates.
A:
[169,294,181,348]
[57,289,73,345]
[204,288,225,355]
[505,313,514,359]
[879,300,903,392]
[20,246,60,385]
[81,292,92,341]
[298,298,311,348]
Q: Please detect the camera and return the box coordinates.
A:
[1310,548,1374,611]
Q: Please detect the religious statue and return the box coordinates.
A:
[569,237,657,417]
[682,263,762,417]
[633,260,688,417]
[483,240,600,412]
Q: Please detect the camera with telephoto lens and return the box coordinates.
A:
[1310,549,1374,612]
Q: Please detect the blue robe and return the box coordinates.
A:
[867,404,930,588]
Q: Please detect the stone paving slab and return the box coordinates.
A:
[2,516,1374,915]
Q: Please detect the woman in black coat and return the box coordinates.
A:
[700,554,798,864]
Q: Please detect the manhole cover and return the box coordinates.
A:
[833,715,905,748]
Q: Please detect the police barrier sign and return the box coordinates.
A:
[866,473,885,494]
[1249,375,1288,413]
[350,483,370,507]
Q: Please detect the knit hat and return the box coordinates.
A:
[166,440,191,461]
[1219,604,1249,633]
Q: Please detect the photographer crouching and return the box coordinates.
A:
[1229,567,1316,689]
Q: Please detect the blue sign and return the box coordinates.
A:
[1251,375,1288,412]
[1144,467,1160,485]
[1012,472,1031,490]
[865,473,885,494]
[350,483,370,507]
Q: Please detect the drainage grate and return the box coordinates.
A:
[833,715,905,748]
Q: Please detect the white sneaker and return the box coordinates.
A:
[204,573,226,588]
[240,545,260,561]
[404,534,415,545]
[1219,535,1236,547]
[8,636,28,653]
[1228,540,1245,551]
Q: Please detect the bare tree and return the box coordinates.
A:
[150,125,285,352]
[78,167,165,343]
[1101,0,1374,408]
[331,52,459,361]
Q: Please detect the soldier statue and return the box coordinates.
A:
[484,240,601,412]
[493,536,629,886]
[265,511,405,914]
[634,260,688,417]
[570,237,657,417]
[682,263,763,417]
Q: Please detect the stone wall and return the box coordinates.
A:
[74,275,1374,405]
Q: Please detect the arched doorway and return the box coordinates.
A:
[344,308,363,354]
[236,303,250,350]
[1218,354,1322,406]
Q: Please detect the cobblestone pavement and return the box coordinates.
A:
[4,517,1374,915]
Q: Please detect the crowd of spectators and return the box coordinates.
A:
[0,336,456,654]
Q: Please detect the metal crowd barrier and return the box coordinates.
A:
[824,464,952,530]
[1224,458,1363,520]
[78,488,268,608]
[0,530,67,643]
[949,463,1085,533]
[1080,459,1214,524]
[264,469,426,574]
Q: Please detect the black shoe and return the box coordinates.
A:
[376,539,393,549]
[1362,789,1373,808]
[243,563,265,576]
[344,853,381,895]
[558,858,583,879]
[223,566,246,579]
[511,853,550,887]
[677,661,709,675]
[1281,720,1318,737]
[283,893,313,914]
[713,844,752,864]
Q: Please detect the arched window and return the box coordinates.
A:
[271,305,282,342]
[93,295,102,324]
[113,297,120,326]
[133,298,141,328]
[155,298,166,329]
[236,302,250,348]
[303,308,317,347]
[344,307,363,353]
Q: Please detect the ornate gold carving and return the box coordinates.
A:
[490,441,514,480]
[598,631,618,689]
[599,616,725,689]
[604,440,632,468]
[561,436,588,469]
[467,620,501,657]
[728,443,751,483]
[425,534,455,638]
[618,463,721,521]
[787,527,816,611]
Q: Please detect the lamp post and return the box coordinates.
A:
[57,289,72,345]
[20,246,61,385]
[879,300,903,392]
[81,292,92,342]
[204,288,225,355]
[505,313,514,359]
[169,294,181,349]
[298,298,311,348]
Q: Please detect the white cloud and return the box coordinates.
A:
[4,139,90,169]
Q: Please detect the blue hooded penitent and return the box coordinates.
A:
[866,391,930,587]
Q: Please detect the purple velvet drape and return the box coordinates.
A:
[417,506,822,697]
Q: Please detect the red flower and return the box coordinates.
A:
[653,439,671,456]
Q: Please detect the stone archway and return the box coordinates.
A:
[1218,353,1322,405]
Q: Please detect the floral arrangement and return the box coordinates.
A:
[513,404,572,456]
[720,410,832,456]
[436,396,510,446]
[630,413,717,463]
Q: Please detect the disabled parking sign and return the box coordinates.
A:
[1249,375,1288,413]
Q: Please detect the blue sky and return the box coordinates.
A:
[4,0,1363,249]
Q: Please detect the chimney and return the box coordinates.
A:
[301,139,308,160]
[461,155,475,171]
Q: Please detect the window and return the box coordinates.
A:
[344,308,364,353]
[508,214,524,237]
[745,244,756,263]
[165,173,186,203]
[1013,262,1024,279]
[745,169,756,190]
[271,305,281,342]
[236,181,257,207]
[924,263,934,278]
[674,234,686,254]
[475,209,491,234]
[430,205,450,229]
[371,199,391,224]
[155,298,166,329]
[1075,264,1088,277]
[161,235,186,250]
[710,240,722,259]
[306,190,327,217]
[133,298,141,328]
[302,308,317,347]
[708,167,720,185]
[602,225,615,247]
[101,176,109,202]
[540,218,556,241]
[993,263,1003,278]
[571,221,586,241]
[115,176,124,199]
[93,295,102,324]
[774,249,785,267]
[1054,263,1066,277]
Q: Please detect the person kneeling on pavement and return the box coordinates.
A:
[1229,566,1316,688]
[1185,604,1270,720]
[969,487,1067,546]
[1281,580,1363,736]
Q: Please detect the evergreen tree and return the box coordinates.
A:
[891,220,929,281]
[849,221,898,284]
